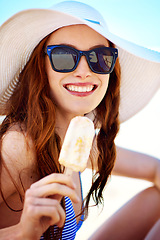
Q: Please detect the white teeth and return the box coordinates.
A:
[66,85,94,92]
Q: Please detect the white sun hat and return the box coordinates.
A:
[0,1,160,122]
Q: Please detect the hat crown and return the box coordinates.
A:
[52,1,108,29]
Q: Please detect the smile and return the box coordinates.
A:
[65,84,94,92]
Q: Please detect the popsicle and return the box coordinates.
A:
[58,116,95,175]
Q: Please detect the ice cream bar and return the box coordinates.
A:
[59,116,95,174]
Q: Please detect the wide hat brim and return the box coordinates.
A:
[0,1,160,122]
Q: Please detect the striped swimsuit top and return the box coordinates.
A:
[40,173,84,240]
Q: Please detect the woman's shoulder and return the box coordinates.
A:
[0,123,37,203]
[1,123,37,179]
[1,123,36,166]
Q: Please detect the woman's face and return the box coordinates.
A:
[45,24,110,119]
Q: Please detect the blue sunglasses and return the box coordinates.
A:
[45,45,118,74]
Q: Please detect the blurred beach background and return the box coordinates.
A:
[1,0,160,239]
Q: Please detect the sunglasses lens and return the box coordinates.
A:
[51,47,78,72]
[47,46,117,74]
[89,48,114,73]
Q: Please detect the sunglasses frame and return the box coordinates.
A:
[45,45,118,74]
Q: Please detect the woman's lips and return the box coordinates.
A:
[64,83,97,96]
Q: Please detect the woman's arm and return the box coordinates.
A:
[0,173,79,240]
[0,127,79,239]
[0,225,22,240]
[113,146,160,189]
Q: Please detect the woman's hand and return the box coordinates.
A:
[19,173,79,240]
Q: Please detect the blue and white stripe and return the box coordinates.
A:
[40,196,83,240]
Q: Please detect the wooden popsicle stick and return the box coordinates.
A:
[64,167,74,176]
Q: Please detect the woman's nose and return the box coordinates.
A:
[73,56,92,79]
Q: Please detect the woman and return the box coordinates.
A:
[0,1,160,239]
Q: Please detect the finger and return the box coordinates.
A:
[27,204,65,227]
[49,193,63,202]
[24,197,66,228]
[26,195,60,207]
[31,173,76,190]
[27,184,80,203]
